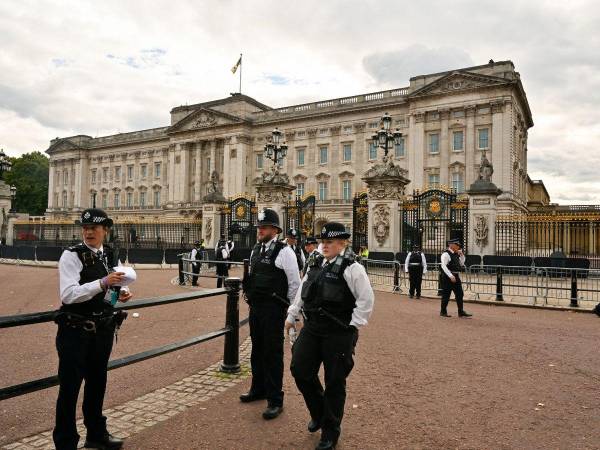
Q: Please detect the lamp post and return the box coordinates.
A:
[9,185,16,213]
[0,149,12,180]
[263,127,288,172]
[371,112,403,160]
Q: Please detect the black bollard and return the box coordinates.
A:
[496,266,504,301]
[221,277,241,373]
[178,255,185,285]
[393,262,400,292]
[570,270,579,307]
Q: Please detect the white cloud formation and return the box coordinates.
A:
[0,0,599,203]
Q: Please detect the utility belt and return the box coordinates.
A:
[54,310,128,333]
[304,307,350,330]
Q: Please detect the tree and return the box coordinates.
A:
[3,151,49,215]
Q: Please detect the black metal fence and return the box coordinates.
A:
[0,278,246,401]
[13,222,203,249]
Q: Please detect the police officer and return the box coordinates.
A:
[302,236,320,278]
[190,240,203,286]
[53,208,132,450]
[404,244,427,298]
[240,208,301,420]
[440,238,472,318]
[215,239,229,288]
[285,222,374,450]
[285,228,305,272]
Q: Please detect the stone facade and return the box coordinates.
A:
[45,60,533,231]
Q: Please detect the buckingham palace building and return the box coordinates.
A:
[45,60,533,232]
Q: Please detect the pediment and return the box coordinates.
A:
[47,139,81,154]
[168,107,246,133]
[409,71,512,98]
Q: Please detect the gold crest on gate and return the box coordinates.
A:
[235,205,246,219]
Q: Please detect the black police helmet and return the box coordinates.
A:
[75,208,113,228]
[304,236,318,245]
[447,238,462,248]
[287,228,299,238]
[257,208,282,232]
[319,222,350,240]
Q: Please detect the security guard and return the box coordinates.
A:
[53,208,132,450]
[440,238,472,318]
[404,244,427,298]
[302,236,320,278]
[241,208,301,420]
[285,222,374,450]
[215,239,229,288]
[190,240,203,286]
[285,228,306,272]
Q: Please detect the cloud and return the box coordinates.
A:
[362,45,474,86]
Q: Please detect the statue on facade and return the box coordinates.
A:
[203,170,226,203]
[478,151,494,182]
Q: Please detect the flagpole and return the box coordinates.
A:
[239,53,242,94]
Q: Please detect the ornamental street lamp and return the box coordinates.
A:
[9,185,16,213]
[0,149,12,180]
[263,127,288,171]
[371,112,403,159]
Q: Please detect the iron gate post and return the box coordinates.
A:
[496,267,504,301]
[570,270,579,307]
[221,277,241,373]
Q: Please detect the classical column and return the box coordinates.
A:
[194,141,202,201]
[465,106,476,187]
[330,126,341,198]
[439,109,450,186]
[167,145,176,206]
[180,142,191,203]
[77,156,89,209]
[47,162,55,209]
[491,101,507,192]
[411,112,425,192]
[352,122,366,190]
[222,137,233,198]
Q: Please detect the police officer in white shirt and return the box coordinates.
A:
[404,244,427,298]
[285,222,374,450]
[302,236,320,278]
[440,238,472,318]
[53,208,133,450]
[240,208,301,420]
[285,228,306,272]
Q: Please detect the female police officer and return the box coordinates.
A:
[53,208,132,450]
[285,222,374,450]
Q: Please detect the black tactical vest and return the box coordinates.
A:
[216,245,226,261]
[409,252,423,266]
[444,250,463,273]
[245,240,288,303]
[302,250,321,278]
[60,244,113,315]
[291,245,303,271]
[301,253,357,325]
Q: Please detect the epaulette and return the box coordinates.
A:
[66,243,86,252]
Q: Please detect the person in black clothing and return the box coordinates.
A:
[439,238,472,318]
[302,236,320,278]
[404,244,427,298]
[285,228,305,272]
[215,240,229,288]
[240,208,301,420]
[53,208,132,450]
[190,240,203,286]
[285,222,375,450]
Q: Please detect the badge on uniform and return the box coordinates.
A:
[82,251,95,267]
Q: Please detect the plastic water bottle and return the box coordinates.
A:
[288,327,297,345]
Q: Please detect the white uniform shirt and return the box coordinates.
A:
[286,251,375,328]
[190,247,203,265]
[404,252,428,273]
[440,248,466,278]
[249,237,301,302]
[59,243,112,305]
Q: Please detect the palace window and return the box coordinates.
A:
[478,128,489,149]
[428,173,440,188]
[297,148,305,166]
[453,131,464,151]
[62,192,67,207]
[127,165,134,181]
[91,169,97,184]
[429,134,439,154]
[154,162,161,178]
[63,170,68,185]
[102,168,108,182]
[141,164,147,179]
[126,192,133,208]
[256,154,263,170]
[154,191,161,208]
[343,144,352,162]
[296,183,305,198]
[115,166,121,181]
[395,138,405,157]
[102,194,107,208]
[319,146,328,164]
[318,182,328,201]
[369,143,378,160]
[114,192,120,208]
[342,180,352,200]
[451,172,465,193]
[140,191,146,207]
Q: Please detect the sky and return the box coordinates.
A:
[1,0,599,204]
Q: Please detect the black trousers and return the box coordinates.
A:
[248,302,287,407]
[290,320,357,442]
[408,266,423,296]
[53,323,115,450]
[191,263,200,286]
[440,274,465,314]
[216,262,229,288]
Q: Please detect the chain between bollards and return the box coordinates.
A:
[220,277,241,373]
